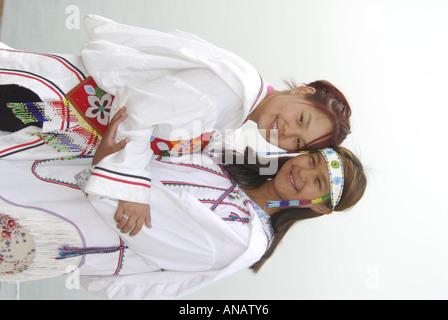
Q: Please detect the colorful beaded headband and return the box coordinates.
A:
[262,148,344,209]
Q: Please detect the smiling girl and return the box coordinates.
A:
[248,80,351,151]
[0,15,352,235]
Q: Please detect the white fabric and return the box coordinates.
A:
[0,154,269,299]
[82,154,269,299]
[0,45,89,160]
[0,15,271,299]
[81,15,269,204]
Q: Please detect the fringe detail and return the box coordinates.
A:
[31,132,85,154]
[6,102,49,124]
[0,197,84,282]
[56,244,128,260]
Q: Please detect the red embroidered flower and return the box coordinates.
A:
[86,94,113,126]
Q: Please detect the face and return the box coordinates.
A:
[255,90,334,151]
[273,153,331,206]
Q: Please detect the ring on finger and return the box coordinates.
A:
[120,213,130,220]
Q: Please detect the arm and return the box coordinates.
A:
[93,107,151,236]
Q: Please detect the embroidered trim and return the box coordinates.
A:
[31,158,82,190]
[66,77,115,136]
[161,181,240,195]
[113,238,126,275]
[91,173,152,189]
[222,212,250,223]
[155,158,230,180]
[56,238,126,276]
[56,243,127,259]
[199,199,251,216]
[210,182,237,211]
[150,131,214,156]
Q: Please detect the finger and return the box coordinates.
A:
[145,212,152,229]
[107,116,127,140]
[116,213,130,229]
[120,215,137,234]
[113,110,128,126]
[106,108,128,138]
[114,204,124,222]
[110,107,127,124]
[130,218,144,237]
[116,137,131,150]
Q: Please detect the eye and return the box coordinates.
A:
[311,156,316,168]
[315,177,322,190]
[296,138,301,149]
[299,113,303,126]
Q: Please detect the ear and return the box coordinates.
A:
[290,86,316,97]
[310,203,332,215]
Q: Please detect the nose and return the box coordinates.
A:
[293,167,307,189]
[282,117,302,138]
[281,119,292,139]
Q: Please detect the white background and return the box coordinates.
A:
[1,0,448,299]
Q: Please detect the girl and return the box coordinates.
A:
[0,15,351,232]
[0,129,366,300]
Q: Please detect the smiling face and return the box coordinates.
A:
[249,87,334,151]
[272,152,332,212]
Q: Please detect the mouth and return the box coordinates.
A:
[269,116,279,138]
[287,171,298,191]
[270,116,279,130]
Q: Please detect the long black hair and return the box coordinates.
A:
[221,146,367,273]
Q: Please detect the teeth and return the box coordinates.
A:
[290,173,296,188]
[273,118,278,130]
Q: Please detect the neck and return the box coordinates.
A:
[245,89,279,124]
[240,180,279,216]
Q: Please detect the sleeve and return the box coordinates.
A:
[80,20,218,204]
[80,15,265,204]
[81,186,267,300]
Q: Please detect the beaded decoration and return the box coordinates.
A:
[265,195,331,209]
[263,148,344,209]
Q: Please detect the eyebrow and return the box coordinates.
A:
[307,113,312,129]
[316,154,330,193]
[301,113,312,148]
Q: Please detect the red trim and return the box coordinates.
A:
[0,71,64,100]
[0,137,43,155]
[0,48,84,82]
[91,172,151,189]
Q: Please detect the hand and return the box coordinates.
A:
[115,200,152,236]
[93,106,130,165]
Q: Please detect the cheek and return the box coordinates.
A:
[276,137,295,151]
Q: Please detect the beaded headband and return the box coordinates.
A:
[261,148,344,209]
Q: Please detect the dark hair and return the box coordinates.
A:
[222,145,367,273]
[285,80,352,150]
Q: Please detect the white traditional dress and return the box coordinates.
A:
[0,14,271,205]
[0,153,272,299]
[0,14,273,299]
